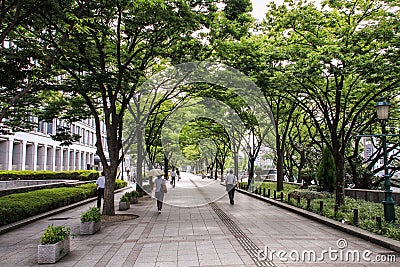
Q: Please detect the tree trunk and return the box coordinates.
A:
[276,148,284,191]
[103,166,117,215]
[164,154,169,179]
[136,127,144,195]
[247,157,255,190]
[233,151,239,180]
[335,151,346,207]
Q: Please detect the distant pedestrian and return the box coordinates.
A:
[170,169,177,187]
[96,171,106,209]
[176,169,180,181]
[154,174,167,214]
[225,169,238,205]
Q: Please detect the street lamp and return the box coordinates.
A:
[375,97,395,222]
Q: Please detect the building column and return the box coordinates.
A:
[21,140,26,170]
[12,140,23,170]
[7,137,14,170]
[0,138,12,171]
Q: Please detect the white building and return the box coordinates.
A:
[0,118,108,171]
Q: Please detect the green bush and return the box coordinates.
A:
[115,179,127,189]
[0,170,99,181]
[40,225,71,245]
[130,190,140,197]
[0,184,97,227]
[288,189,333,200]
[120,196,129,202]
[81,207,101,223]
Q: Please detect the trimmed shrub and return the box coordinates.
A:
[0,170,99,181]
[288,189,333,200]
[0,184,97,226]
[115,179,127,189]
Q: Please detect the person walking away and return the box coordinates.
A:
[96,171,106,209]
[154,174,167,214]
[225,169,238,205]
[170,169,177,187]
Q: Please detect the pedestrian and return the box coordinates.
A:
[170,168,177,187]
[176,169,180,181]
[154,174,167,214]
[225,169,238,205]
[96,171,105,209]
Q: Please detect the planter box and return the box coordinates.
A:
[119,201,130,210]
[80,221,101,235]
[38,238,70,264]
[130,196,138,204]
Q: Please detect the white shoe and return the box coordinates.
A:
[158,210,161,214]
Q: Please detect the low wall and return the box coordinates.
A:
[345,188,400,206]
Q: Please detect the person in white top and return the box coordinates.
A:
[96,171,106,209]
[225,169,238,205]
[154,174,167,214]
[170,169,177,187]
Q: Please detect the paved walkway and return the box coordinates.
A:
[0,172,398,266]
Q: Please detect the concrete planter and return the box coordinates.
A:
[80,221,101,235]
[119,201,130,210]
[130,196,138,204]
[38,237,70,264]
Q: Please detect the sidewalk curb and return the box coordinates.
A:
[0,187,130,235]
[237,188,400,253]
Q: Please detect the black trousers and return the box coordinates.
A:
[227,184,235,204]
[97,188,104,209]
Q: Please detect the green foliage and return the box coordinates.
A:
[0,184,97,226]
[288,189,333,200]
[125,190,140,198]
[120,196,129,203]
[40,225,71,245]
[292,193,400,241]
[316,147,336,192]
[0,170,99,181]
[115,179,127,189]
[81,207,101,223]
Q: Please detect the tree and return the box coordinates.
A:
[263,0,400,207]
[0,0,90,128]
[43,1,221,215]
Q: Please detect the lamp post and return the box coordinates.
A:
[375,97,395,222]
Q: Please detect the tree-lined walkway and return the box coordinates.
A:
[0,172,398,266]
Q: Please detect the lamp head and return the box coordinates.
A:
[375,97,390,120]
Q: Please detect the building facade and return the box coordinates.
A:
[0,118,108,171]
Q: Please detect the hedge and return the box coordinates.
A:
[0,179,128,227]
[0,170,99,181]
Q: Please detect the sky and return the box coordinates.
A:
[251,0,282,21]
[251,0,321,21]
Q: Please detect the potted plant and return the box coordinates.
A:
[38,224,71,264]
[119,195,130,210]
[80,207,101,235]
[128,190,140,204]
